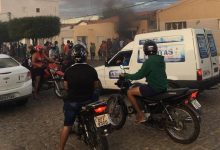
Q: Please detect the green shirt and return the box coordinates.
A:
[125,55,167,92]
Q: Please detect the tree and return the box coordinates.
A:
[0,22,11,44]
[8,16,61,45]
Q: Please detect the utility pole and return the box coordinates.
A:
[8,12,11,20]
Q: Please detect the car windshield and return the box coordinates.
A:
[0,58,20,68]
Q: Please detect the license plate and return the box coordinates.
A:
[0,93,15,101]
[191,99,201,109]
[94,114,110,128]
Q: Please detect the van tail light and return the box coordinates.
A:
[26,71,32,81]
[197,69,203,81]
[94,106,107,114]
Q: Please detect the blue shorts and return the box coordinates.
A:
[63,102,82,126]
[63,99,95,126]
[139,84,158,98]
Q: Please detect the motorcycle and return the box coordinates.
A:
[107,65,201,144]
[72,101,111,150]
[41,62,65,98]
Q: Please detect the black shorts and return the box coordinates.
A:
[139,84,158,98]
[32,68,44,79]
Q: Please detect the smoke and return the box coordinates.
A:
[102,0,138,40]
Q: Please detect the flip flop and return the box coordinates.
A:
[135,118,147,125]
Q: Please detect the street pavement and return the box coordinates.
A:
[0,60,220,150]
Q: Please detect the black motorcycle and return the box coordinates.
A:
[72,101,111,150]
[107,67,201,144]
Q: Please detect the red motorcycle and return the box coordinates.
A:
[41,62,65,98]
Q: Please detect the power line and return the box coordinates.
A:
[72,0,159,18]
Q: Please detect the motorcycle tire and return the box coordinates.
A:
[107,94,127,130]
[87,122,109,150]
[165,105,200,144]
[54,80,65,99]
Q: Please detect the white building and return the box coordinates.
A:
[0,0,59,21]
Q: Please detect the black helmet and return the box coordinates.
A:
[143,40,158,55]
[72,44,87,63]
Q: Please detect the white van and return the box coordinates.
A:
[96,28,220,90]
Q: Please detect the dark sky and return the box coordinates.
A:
[59,0,178,19]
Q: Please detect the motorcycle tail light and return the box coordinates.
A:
[94,106,107,114]
[189,91,198,100]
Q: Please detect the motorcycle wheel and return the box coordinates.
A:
[54,80,65,98]
[107,94,127,130]
[87,122,109,150]
[165,105,200,144]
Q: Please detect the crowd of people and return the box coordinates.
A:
[0,37,130,63]
[96,38,130,61]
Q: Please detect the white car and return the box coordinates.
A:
[0,54,32,105]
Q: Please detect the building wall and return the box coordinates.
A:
[53,26,74,53]
[158,0,220,21]
[73,22,118,57]
[0,0,59,21]
[158,0,220,55]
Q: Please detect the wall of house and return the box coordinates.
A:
[158,0,220,55]
[0,0,59,21]
[158,0,220,21]
[73,22,118,57]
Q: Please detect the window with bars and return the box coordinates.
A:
[36,8,40,13]
[165,22,187,30]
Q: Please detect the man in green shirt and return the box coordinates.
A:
[122,40,167,123]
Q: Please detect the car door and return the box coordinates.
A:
[104,51,132,89]
[205,32,219,77]
[194,30,212,80]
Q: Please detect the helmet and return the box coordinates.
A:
[72,44,87,63]
[143,40,158,55]
[34,45,44,52]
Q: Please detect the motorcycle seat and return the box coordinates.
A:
[140,88,190,102]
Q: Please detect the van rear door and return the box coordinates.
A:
[194,30,212,80]
[204,31,219,77]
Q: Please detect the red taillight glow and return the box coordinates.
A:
[197,69,203,81]
[190,91,198,99]
[94,106,107,114]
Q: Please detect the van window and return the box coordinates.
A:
[197,34,209,59]
[108,51,132,66]
[207,34,217,57]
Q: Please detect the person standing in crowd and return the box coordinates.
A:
[107,38,112,59]
[31,45,55,99]
[112,39,120,56]
[59,43,101,150]
[64,40,71,56]
[62,40,74,72]
[119,38,124,49]
[49,41,60,60]
[89,42,96,61]
[102,41,108,60]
